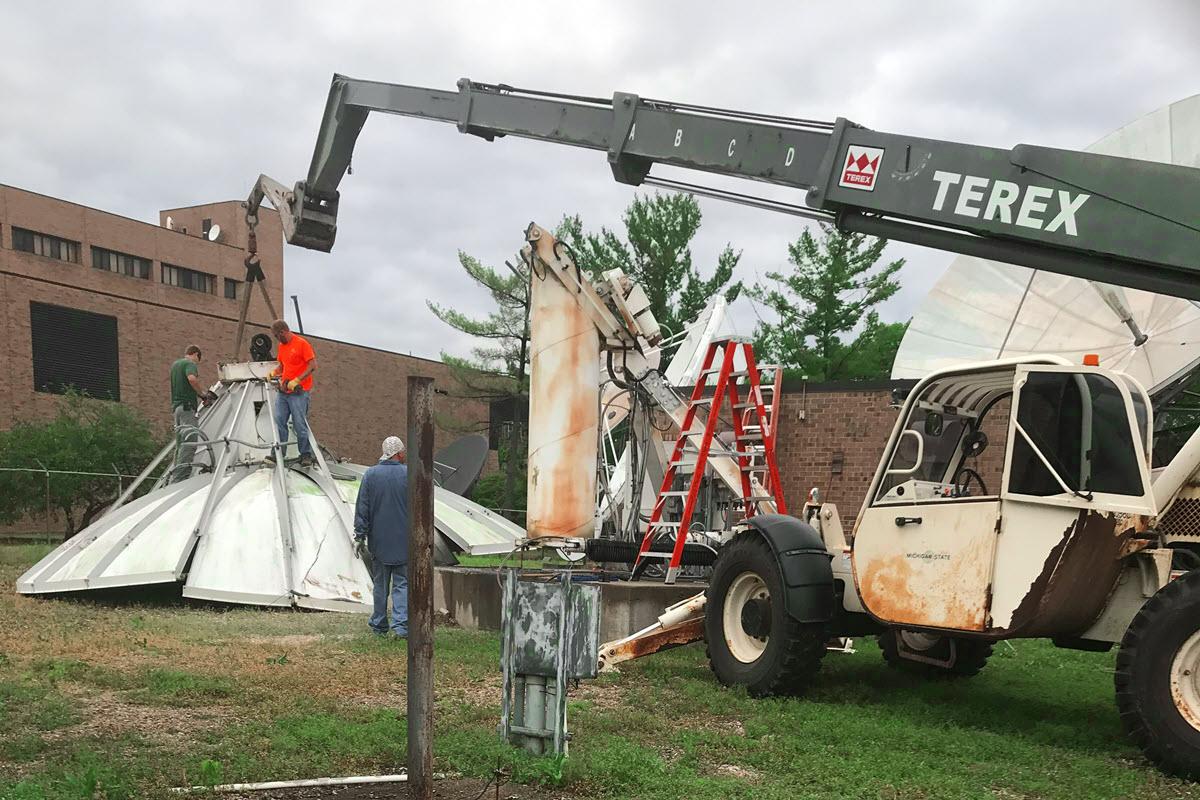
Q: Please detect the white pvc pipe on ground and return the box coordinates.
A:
[170,773,422,793]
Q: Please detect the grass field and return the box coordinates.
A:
[2,543,1199,799]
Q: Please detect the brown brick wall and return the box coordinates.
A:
[773,387,1013,530]
[773,388,899,529]
[0,184,487,467]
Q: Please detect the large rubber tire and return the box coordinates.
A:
[1116,568,1200,778]
[704,533,828,697]
[878,627,993,678]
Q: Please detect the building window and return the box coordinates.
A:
[30,302,120,400]
[91,246,151,279]
[12,227,81,264]
[202,218,213,237]
[224,278,241,300]
[161,263,215,294]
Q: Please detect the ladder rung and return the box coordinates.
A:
[700,368,748,377]
[740,465,769,472]
[737,433,765,441]
[658,490,689,497]
[647,521,682,528]
[737,495,777,503]
[733,402,772,410]
[637,552,677,560]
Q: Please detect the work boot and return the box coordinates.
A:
[298,453,316,468]
[264,451,277,465]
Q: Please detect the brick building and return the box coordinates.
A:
[0,184,488,465]
[772,379,1010,530]
[1,184,997,533]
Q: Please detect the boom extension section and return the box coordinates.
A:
[275,75,1200,299]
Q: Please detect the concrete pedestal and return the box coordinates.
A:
[434,566,702,643]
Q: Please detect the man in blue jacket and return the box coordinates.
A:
[354,436,410,637]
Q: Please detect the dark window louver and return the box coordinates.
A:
[30,302,120,401]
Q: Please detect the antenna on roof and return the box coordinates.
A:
[165,215,174,230]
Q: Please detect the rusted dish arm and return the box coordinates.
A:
[597,592,706,671]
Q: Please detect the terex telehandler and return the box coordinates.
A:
[245,76,1200,776]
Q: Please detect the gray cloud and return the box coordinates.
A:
[2,1,1196,360]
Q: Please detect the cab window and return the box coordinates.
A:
[875,409,969,503]
[1010,372,1143,497]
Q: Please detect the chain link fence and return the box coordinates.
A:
[0,465,161,544]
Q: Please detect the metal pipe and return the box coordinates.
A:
[105,441,176,515]
[523,675,546,755]
[1155,423,1200,512]
[291,294,306,334]
[407,375,436,800]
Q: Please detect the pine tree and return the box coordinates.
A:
[750,224,904,380]
[427,251,530,517]
[558,192,742,338]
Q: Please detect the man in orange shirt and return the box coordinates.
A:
[267,320,318,467]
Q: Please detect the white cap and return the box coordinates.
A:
[381,436,405,460]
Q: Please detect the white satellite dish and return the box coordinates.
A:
[207,224,222,242]
[893,94,1200,398]
[165,215,174,230]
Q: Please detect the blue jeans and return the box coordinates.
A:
[370,559,408,636]
[274,389,312,456]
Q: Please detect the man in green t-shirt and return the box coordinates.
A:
[168,345,213,483]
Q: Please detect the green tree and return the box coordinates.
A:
[558,192,743,337]
[428,251,531,519]
[0,392,166,537]
[750,224,905,381]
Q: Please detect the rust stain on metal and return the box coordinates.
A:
[858,533,992,631]
[601,617,704,669]
[1001,510,1138,638]
[1173,681,1200,730]
[524,225,599,539]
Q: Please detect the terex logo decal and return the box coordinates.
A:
[839,145,884,191]
[930,170,1091,236]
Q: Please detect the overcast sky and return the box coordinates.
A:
[2,2,1197,362]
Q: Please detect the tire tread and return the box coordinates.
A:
[1115,568,1200,778]
[706,533,828,697]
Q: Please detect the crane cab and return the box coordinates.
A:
[850,356,1159,639]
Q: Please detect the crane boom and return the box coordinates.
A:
[277,74,1200,299]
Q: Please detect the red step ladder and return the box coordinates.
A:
[634,338,787,584]
[741,360,782,496]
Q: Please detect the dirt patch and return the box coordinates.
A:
[50,684,236,745]
[715,763,760,782]
[568,679,627,713]
[239,634,331,647]
[221,776,573,799]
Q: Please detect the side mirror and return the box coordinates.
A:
[886,429,926,476]
[924,411,944,437]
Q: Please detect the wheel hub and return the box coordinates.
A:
[722,571,771,664]
[1171,629,1200,731]
[740,597,772,639]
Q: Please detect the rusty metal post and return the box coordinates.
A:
[407,376,435,800]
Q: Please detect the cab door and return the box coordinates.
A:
[853,377,1006,633]
[987,365,1156,634]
